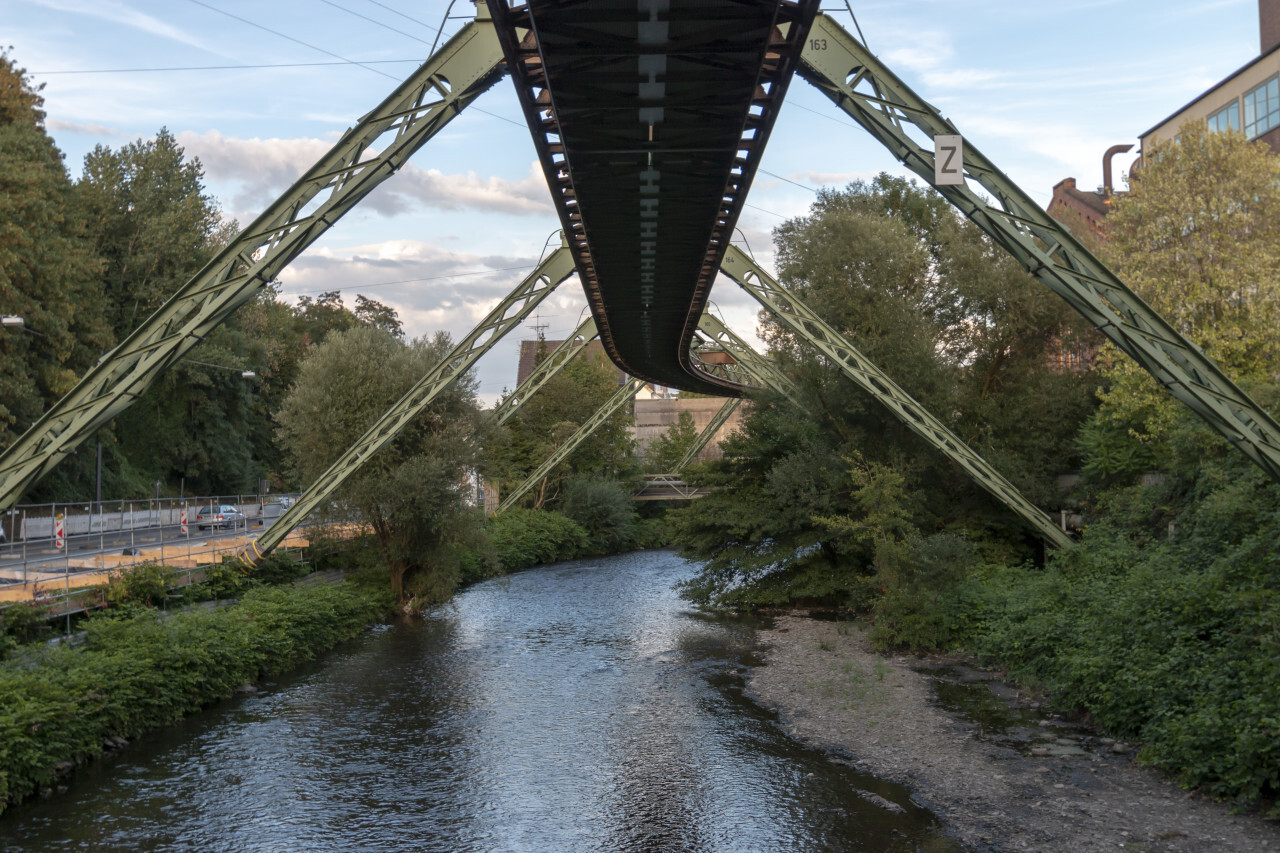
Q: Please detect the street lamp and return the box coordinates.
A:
[1,316,24,328]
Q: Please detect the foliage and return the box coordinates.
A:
[562,477,640,554]
[0,581,390,814]
[0,603,50,661]
[493,347,639,509]
[275,326,488,605]
[1091,126,1280,448]
[486,508,590,571]
[102,563,175,611]
[646,411,699,472]
[0,52,111,456]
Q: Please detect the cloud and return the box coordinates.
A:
[45,118,124,138]
[30,0,213,53]
[176,130,552,221]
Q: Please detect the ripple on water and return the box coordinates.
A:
[1,551,963,852]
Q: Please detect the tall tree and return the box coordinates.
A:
[0,52,110,460]
[77,128,227,338]
[1088,125,1280,456]
[275,326,488,604]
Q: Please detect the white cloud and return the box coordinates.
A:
[30,0,214,53]
[45,118,124,138]
[176,130,552,221]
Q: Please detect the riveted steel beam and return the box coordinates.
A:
[675,397,742,471]
[497,377,646,514]
[492,316,598,427]
[721,245,1071,548]
[799,12,1280,483]
[239,246,577,566]
[0,12,507,511]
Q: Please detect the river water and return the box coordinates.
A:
[0,550,962,852]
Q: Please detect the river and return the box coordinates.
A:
[0,550,962,851]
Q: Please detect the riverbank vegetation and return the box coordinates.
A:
[0,556,394,815]
[671,131,1280,814]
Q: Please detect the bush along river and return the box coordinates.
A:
[0,550,962,851]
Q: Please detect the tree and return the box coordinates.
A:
[77,128,227,338]
[0,52,110,463]
[674,175,1097,607]
[494,348,637,508]
[646,410,699,473]
[1089,125,1280,453]
[275,326,488,605]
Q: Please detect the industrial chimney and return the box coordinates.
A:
[1264,0,1280,55]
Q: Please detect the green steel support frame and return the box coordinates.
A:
[491,317,599,427]
[0,11,506,511]
[242,246,577,564]
[799,13,1280,483]
[721,245,1072,549]
[497,377,646,514]
[674,398,742,472]
[694,313,804,408]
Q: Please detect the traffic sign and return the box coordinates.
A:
[180,506,188,536]
[55,514,64,550]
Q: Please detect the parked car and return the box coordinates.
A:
[195,504,247,531]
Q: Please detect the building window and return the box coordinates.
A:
[1207,101,1240,133]
[1243,75,1279,139]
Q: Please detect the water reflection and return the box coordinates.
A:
[0,550,964,852]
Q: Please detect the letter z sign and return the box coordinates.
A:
[934,135,964,186]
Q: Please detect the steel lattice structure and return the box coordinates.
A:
[798,12,1280,483]
[497,377,647,514]
[244,247,576,563]
[2,4,1276,562]
[721,245,1072,549]
[491,316,599,427]
[0,14,507,512]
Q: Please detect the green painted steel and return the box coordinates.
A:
[496,377,646,515]
[721,245,1072,549]
[0,12,506,511]
[491,317,599,427]
[694,313,803,407]
[241,247,577,565]
[675,398,742,472]
[799,12,1280,483]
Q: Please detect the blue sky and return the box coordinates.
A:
[7,0,1267,402]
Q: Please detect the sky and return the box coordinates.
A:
[6,0,1268,404]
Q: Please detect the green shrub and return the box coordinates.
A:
[0,580,391,813]
[487,508,589,571]
[102,563,174,610]
[562,477,638,554]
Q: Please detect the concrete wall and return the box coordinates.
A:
[633,397,747,465]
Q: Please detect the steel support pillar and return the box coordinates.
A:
[799,12,1280,484]
[496,377,646,514]
[491,317,598,427]
[674,398,742,472]
[240,246,577,566]
[0,10,507,511]
[721,245,1071,548]
[694,313,804,408]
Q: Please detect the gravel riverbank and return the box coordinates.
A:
[747,613,1279,853]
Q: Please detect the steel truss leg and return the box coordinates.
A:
[0,10,507,511]
[491,317,598,426]
[799,12,1280,483]
[694,313,805,408]
[240,246,577,566]
[496,377,646,514]
[721,245,1072,548]
[674,398,742,472]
